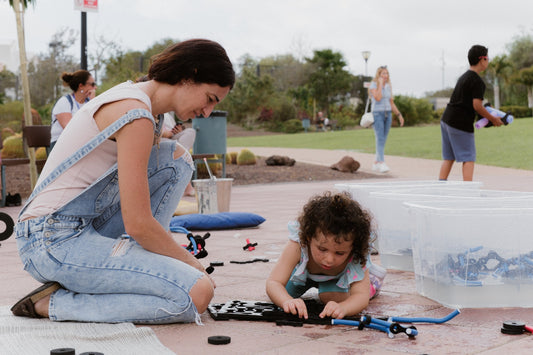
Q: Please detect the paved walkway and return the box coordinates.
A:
[1,149,533,354]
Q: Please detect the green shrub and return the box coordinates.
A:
[282,119,304,133]
[330,105,358,129]
[1,134,25,158]
[37,103,54,125]
[2,127,15,140]
[228,151,238,164]
[433,107,446,120]
[237,148,256,165]
[196,159,222,178]
[394,95,436,126]
[0,101,24,132]
[259,99,298,132]
[36,147,47,160]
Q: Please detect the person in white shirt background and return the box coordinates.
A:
[161,112,196,196]
[50,70,97,151]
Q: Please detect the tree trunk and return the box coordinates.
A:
[494,77,500,110]
[12,0,38,189]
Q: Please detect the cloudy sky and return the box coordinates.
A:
[1,0,532,97]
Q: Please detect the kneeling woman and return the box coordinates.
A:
[11,39,235,324]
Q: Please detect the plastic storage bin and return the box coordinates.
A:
[370,187,533,271]
[334,180,482,213]
[406,199,533,308]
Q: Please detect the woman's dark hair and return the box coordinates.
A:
[297,191,373,266]
[61,70,92,92]
[148,39,235,89]
[468,45,488,66]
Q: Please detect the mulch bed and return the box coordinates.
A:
[199,156,386,186]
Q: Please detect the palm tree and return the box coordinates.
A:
[9,0,38,188]
[487,55,511,109]
[515,66,533,110]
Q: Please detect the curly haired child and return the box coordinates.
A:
[266,191,385,319]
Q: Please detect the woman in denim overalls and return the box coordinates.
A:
[11,39,235,324]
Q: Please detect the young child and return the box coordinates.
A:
[266,191,385,320]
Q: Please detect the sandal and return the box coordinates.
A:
[11,282,61,318]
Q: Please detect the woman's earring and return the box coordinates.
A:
[81,90,84,93]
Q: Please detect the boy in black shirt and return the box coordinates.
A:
[439,45,503,181]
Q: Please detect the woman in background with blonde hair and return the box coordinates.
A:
[368,66,404,173]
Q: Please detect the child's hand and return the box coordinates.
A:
[319,301,346,319]
[282,298,308,319]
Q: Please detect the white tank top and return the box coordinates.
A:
[21,81,152,220]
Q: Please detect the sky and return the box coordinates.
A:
[1,0,533,97]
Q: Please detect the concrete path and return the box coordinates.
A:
[1,149,533,354]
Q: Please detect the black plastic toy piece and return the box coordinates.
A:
[208,335,231,345]
[229,258,269,264]
[50,349,75,355]
[210,261,224,267]
[208,299,359,326]
[184,232,210,259]
[276,319,304,327]
[501,321,526,335]
[243,239,257,251]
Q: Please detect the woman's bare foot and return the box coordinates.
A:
[34,295,50,318]
[184,182,195,196]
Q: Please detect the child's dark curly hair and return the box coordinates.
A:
[297,191,373,266]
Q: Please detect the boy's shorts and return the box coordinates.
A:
[440,120,476,162]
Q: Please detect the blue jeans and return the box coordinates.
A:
[372,110,392,162]
[15,110,200,324]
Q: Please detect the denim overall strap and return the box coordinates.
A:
[19,108,155,218]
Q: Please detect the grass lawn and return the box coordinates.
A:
[228,117,533,170]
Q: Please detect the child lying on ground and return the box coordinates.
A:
[266,191,384,319]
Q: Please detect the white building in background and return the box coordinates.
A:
[0,39,22,100]
[429,97,449,110]
[0,39,19,72]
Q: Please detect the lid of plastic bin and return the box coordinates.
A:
[209,110,227,117]
[195,110,227,119]
[404,199,533,214]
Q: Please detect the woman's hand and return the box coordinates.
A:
[171,124,184,135]
[398,113,405,127]
[282,298,308,319]
[319,301,347,319]
[87,88,96,100]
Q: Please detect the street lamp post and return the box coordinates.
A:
[361,50,371,77]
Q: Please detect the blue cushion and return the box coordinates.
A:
[170,212,266,231]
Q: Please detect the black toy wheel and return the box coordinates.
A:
[208,335,231,345]
[0,212,14,241]
[501,321,525,335]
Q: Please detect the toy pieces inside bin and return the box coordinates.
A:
[207,299,359,325]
